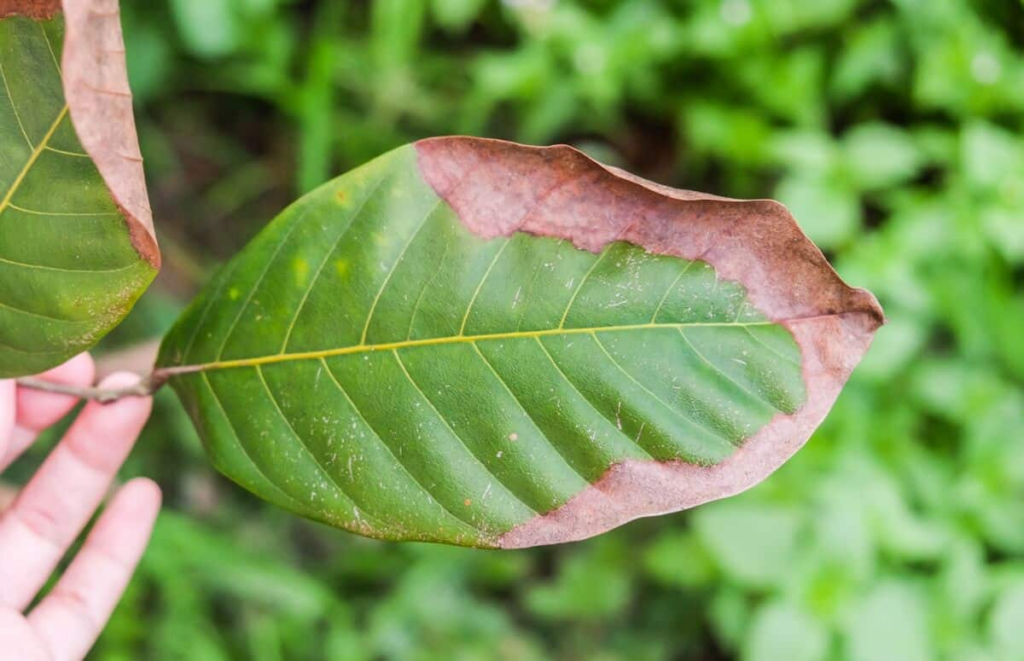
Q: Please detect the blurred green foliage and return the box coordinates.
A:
[23,0,1024,658]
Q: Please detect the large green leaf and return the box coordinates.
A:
[157,138,883,548]
[0,0,159,377]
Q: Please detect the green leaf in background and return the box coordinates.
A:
[988,583,1024,658]
[775,175,859,250]
[743,601,828,661]
[156,137,882,548]
[693,501,802,589]
[642,529,716,589]
[842,123,922,190]
[169,0,239,59]
[525,539,632,621]
[0,0,159,377]
[843,580,933,661]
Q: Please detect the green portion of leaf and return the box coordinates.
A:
[0,14,156,377]
[158,145,806,546]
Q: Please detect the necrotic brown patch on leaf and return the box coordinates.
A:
[415,137,882,326]
[414,136,884,548]
[62,0,159,267]
[0,0,60,19]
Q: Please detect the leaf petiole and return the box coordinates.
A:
[14,374,164,404]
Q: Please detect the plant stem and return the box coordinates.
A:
[14,374,163,404]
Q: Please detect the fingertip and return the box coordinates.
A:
[16,353,97,432]
[91,371,154,418]
[96,370,147,392]
[118,477,163,512]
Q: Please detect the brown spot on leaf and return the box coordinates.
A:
[464,498,472,507]
[414,137,883,548]
[336,189,347,204]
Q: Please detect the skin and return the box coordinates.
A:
[0,353,159,661]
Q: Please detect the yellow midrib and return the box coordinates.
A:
[0,104,69,216]
[167,319,774,375]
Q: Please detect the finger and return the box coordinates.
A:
[0,609,50,661]
[15,353,96,432]
[0,373,152,611]
[1,354,96,471]
[29,478,161,661]
[0,379,14,465]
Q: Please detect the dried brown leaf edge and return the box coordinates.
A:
[1,0,158,267]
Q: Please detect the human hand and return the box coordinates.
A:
[0,354,160,661]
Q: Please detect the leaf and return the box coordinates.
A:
[774,174,859,250]
[742,601,828,661]
[156,138,883,548]
[642,530,716,589]
[524,540,632,621]
[0,0,159,377]
[693,501,803,589]
[843,580,933,661]
[841,122,922,190]
[988,582,1024,658]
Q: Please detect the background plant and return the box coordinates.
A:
[7,0,1023,658]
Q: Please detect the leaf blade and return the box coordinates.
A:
[159,139,882,547]
[0,1,158,377]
